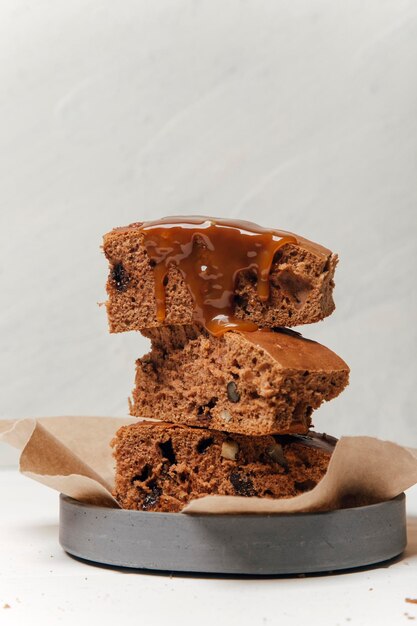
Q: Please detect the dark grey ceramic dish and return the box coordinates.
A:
[59,493,406,575]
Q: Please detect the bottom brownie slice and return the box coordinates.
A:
[112,421,335,512]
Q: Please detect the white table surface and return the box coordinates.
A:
[1,469,417,626]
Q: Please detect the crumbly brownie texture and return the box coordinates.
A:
[103,225,338,332]
[112,421,335,512]
[130,326,349,436]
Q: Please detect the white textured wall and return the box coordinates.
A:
[1,0,417,466]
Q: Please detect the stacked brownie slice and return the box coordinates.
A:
[104,217,349,512]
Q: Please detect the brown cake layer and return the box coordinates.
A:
[103,220,337,333]
[130,326,349,436]
[112,421,336,512]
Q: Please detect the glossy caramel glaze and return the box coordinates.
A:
[136,216,299,335]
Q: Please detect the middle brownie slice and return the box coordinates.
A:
[130,326,349,436]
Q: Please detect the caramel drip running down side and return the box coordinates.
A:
[140,216,298,336]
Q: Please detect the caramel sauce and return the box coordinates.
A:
[139,216,298,336]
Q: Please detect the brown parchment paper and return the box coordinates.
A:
[1,416,417,513]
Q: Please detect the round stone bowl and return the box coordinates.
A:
[59,493,406,575]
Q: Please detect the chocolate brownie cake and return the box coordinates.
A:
[112,421,335,512]
[130,326,349,436]
[103,217,337,335]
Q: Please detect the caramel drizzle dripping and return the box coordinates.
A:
[140,216,297,336]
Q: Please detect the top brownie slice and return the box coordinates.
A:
[103,217,337,333]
